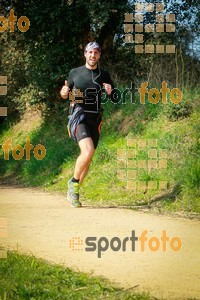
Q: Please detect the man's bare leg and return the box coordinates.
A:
[79,164,90,184]
[67,138,95,207]
[73,137,95,182]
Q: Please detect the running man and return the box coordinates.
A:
[60,42,114,207]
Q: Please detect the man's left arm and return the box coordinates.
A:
[103,71,114,96]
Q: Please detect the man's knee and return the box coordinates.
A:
[79,138,95,162]
[82,148,94,161]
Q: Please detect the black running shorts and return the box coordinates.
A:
[75,113,102,149]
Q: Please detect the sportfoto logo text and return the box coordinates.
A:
[0,9,30,32]
[69,81,182,106]
[69,230,182,258]
[1,138,46,161]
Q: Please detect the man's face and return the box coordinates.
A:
[84,49,100,69]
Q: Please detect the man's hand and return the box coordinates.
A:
[60,80,70,99]
[103,83,112,95]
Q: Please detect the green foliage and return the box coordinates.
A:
[0,87,199,213]
[0,110,75,186]
[175,111,200,204]
[0,0,129,114]
[164,97,192,121]
[181,154,200,192]
[1,0,200,117]
[164,87,199,121]
[12,85,45,112]
[0,251,150,300]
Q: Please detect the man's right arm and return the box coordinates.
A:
[60,80,70,99]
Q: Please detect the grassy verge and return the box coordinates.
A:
[0,251,151,300]
[0,87,199,214]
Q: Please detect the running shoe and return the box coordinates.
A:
[67,178,82,207]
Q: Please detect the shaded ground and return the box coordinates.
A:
[0,186,199,300]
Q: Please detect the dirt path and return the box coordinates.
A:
[0,186,199,300]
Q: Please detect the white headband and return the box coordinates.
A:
[85,42,101,52]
